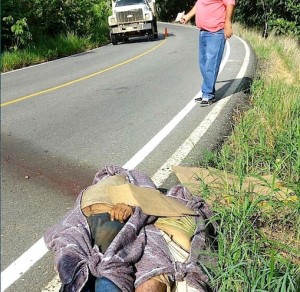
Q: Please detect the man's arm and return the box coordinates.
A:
[224,4,235,38]
[180,4,196,24]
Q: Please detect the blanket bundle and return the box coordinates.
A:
[44,165,216,291]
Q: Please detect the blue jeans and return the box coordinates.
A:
[95,277,122,292]
[199,29,226,100]
[87,213,125,253]
[81,276,121,292]
[85,213,125,292]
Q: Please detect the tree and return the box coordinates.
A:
[156,0,195,23]
[234,0,300,38]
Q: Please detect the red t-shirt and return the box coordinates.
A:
[196,0,236,32]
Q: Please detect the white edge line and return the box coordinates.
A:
[152,35,250,187]
[1,36,250,292]
[1,47,105,75]
[123,40,230,170]
[1,238,49,291]
[0,22,168,75]
[152,96,231,186]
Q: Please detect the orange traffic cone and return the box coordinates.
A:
[164,27,168,38]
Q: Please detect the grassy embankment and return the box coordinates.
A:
[198,24,299,291]
[1,33,109,73]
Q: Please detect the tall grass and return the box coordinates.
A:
[200,24,300,291]
[1,33,106,72]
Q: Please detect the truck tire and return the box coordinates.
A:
[111,34,118,45]
[153,19,158,39]
[147,31,154,41]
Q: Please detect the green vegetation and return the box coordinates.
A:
[1,0,110,72]
[234,0,300,38]
[1,33,99,72]
[2,0,110,50]
[198,24,300,291]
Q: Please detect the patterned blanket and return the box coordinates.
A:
[44,165,216,291]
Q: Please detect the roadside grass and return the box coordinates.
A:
[199,24,300,291]
[1,33,107,72]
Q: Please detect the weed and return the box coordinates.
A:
[198,24,300,291]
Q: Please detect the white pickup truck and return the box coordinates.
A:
[108,0,158,45]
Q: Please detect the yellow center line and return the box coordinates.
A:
[1,39,167,108]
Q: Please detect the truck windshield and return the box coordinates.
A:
[115,0,145,7]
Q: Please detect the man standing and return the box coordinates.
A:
[181,0,236,106]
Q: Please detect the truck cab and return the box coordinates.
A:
[108,0,158,45]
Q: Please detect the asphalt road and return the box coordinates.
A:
[1,22,256,292]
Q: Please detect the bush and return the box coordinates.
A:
[1,0,110,50]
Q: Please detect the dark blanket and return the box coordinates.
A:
[44,166,216,291]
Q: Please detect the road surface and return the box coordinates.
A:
[1,22,255,291]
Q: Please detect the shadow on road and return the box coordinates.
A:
[216,76,253,101]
